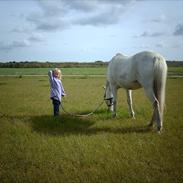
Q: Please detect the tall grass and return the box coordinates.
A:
[0,76,183,182]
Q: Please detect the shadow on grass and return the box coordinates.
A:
[0,82,7,86]
[31,114,94,136]
[30,114,151,136]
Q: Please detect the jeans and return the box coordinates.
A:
[51,98,60,116]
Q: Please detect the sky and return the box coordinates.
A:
[0,0,183,62]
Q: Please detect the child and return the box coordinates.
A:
[48,68,66,116]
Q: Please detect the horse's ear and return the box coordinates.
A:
[103,86,106,90]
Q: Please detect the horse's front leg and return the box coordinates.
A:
[126,90,135,119]
[112,87,117,118]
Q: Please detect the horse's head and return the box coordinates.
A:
[103,81,114,111]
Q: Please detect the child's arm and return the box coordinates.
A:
[48,70,54,86]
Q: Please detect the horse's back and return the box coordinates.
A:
[109,51,165,66]
[131,51,167,85]
[107,51,167,89]
[132,51,166,65]
[107,53,139,89]
[132,51,166,74]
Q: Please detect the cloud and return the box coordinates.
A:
[37,0,98,15]
[71,0,134,26]
[0,40,30,51]
[133,42,165,50]
[149,14,166,23]
[36,20,67,31]
[74,6,124,26]
[28,33,44,42]
[61,0,98,12]
[37,0,66,16]
[27,12,69,32]
[173,24,183,36]
[0,33,44,51]
[67,0,133,12]
[26,0,134,32]
[134,31,164,38]
[155,43,165,48]
[12,27,33,34]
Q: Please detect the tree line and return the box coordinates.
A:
[0,61,108,68]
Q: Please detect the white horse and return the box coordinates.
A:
[104,51,167,132]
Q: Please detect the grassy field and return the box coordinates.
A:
[168,67,183,75]
[0,76,183,183]
[0,67,106,76]
[0,66,183,76]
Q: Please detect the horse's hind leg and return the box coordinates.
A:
[153,100,162,132]
[126,90,135,119]
[148,110,156,127]
[144,87,162,132]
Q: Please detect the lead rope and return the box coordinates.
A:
[60,99,104,117]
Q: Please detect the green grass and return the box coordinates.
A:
[0,66,183,76]
[0,76,183,183]
[168,67,183,75]
[0,67,107,76]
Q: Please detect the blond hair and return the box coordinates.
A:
[53,68,62,80]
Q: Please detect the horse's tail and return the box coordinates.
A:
[153,56,167,118]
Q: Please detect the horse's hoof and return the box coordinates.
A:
[147,122,153,128]
[112,113,117,118]
[131,112,135,119]
[157,126,162,134]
